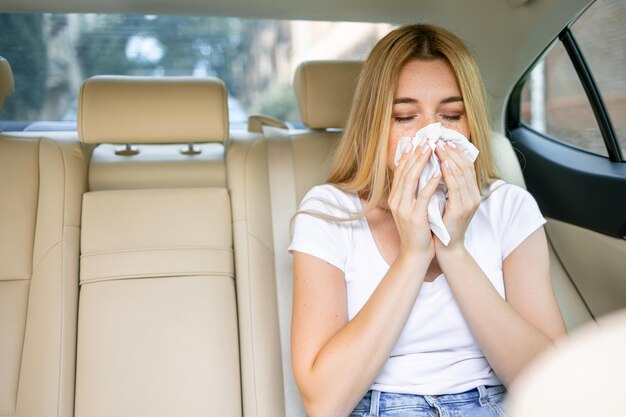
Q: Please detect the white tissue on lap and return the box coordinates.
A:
[392,122,479,246]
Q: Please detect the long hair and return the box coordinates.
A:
[327,24,498,216]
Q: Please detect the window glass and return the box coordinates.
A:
[0,14,392,129]
[571,0,626,158]
[520,41,608,157]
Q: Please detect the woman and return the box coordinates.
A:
[289,24,566,417]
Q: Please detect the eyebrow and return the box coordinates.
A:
[441,96,463,104]
[392,96,464,105]
[393,97,417,105]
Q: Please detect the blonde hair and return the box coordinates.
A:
[327,24,498,216]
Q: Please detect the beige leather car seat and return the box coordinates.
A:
[0,56,87,417]
[74,76,241,417]
[226,60,362,417]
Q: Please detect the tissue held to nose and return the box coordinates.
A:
[393,122,479,246]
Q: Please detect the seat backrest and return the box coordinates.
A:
[74,76,241,417]
[1,55,87,417]
[290,60,363,200]
[226,60,363,417]
[227,129,284,417]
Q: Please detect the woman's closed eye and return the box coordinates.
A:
[440,113,463,122]
[393,113,464,124]
[393,115,417,123]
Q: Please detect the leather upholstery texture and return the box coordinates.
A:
[293,60,362,129]
[0,133,87,417]
[546,218,626,318]
[75,73,241,417]
[227,132,286,417]
[80,188,234,282]
[76,188,241,417]
[78,76,229,144]
[88,143,226,190]
[0,138,37,415]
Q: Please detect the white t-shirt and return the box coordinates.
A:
[288,180,547,395]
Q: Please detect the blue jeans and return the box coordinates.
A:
[349,385,507,417]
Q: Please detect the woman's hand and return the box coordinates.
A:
[434,141,481,252]
[387,142,441,260]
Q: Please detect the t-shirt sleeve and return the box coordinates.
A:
[288,186,350,272]
[498,185,547,259]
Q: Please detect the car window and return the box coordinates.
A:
[518,0,625,160]
[0,14,392,130]
[520,42,607,157]
[571,0,626,157]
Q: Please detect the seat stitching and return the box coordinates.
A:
[241,136,261,417]
[79,272,235,285]
[80,246,233,257]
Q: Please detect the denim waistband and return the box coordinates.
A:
[354,385,506,415]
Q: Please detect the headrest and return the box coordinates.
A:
[294,60,363,129]
[78,76,228,144]
[0,57,15,110]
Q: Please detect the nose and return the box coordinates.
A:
[415,113,437,131]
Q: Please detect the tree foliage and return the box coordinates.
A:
[77,15,254,98]
[1,13,296,122]
[77,15,134,78]
[0,14,47,119]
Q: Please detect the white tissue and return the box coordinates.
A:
[393,122,479,246]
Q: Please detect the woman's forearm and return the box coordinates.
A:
[436,247,553,386]
[294,254,430,417]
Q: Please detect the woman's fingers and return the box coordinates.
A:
[389,145,413,207]
[392,139,482,223]
[436,143,464,208]
[414,168,441,213]
[397,144,432,213]
[434,141,483,248]
[445,144,480,200]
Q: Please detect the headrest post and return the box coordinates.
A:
[115,144,140,156]
[180,143,202,155]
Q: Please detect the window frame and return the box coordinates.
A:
[507,17,623,162]
[505,3,626,240]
